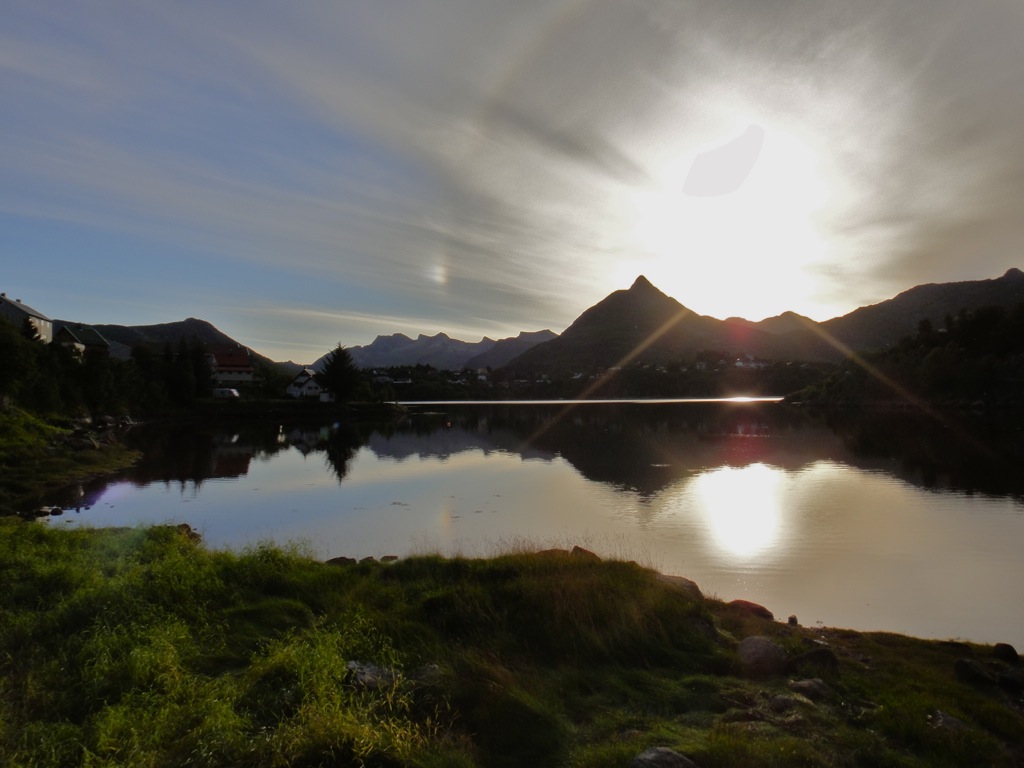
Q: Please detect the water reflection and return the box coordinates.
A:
[692,463,784,557]
[33,403,1024,644]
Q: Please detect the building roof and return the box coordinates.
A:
[0,293,52,321]
[289,368,319,385]
[210,345,254,370]
[56,323,111,348]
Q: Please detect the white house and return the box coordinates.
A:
[0,293,53,343]
[286,368,324,399]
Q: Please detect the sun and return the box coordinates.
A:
[616,123,838,321]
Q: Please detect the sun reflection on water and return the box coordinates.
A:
[692,463,785,558]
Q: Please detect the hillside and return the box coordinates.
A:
[504,269,1024,373]
[68,317,299,373]
[817,267,1024,353]
[505,276,782,375]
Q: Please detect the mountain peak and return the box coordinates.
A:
[630,275,656,292]
[1002,267,1024,280]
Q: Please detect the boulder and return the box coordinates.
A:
[993,643,1019,664]
[737,635,787,678]
[929,709,968,731]
[345,661,393,690]
[727,599,774,620]
[654,574,703,601]
[630,746,700,768]
[326,556,357,566]
[570,545,601,560]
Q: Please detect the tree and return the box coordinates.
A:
[315,344,362,402]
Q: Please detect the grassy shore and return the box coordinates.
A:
[0,406,140,517]
[1,523,1021,767]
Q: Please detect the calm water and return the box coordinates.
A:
[43,401,1024,646]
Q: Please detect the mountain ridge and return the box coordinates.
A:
[53,267,1024,374]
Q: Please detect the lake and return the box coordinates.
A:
[43,400,1024,646]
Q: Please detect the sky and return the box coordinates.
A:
[3,1,1024,363]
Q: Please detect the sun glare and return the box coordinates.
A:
[622,124,835,320]
[691,463,785,558]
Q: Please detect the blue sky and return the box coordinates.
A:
[3,1,1024,363]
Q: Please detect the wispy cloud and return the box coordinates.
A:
[3,0,1023,359]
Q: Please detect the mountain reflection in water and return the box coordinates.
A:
[42,402,1024,645]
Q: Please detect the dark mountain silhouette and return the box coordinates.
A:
[72,317,298,372]
[320,329,556,371]
[465,330,558,370]
[504,276,780,374]
[812,267,1024,354]
[503,269,1024,373]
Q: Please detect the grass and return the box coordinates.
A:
[0,405,140,517]
[0,522,1022,767]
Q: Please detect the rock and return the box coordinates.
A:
[787,647,839,676]
[737,635,787,678]
[629,746,700,768]
[954,658,998,687]
[994,643,1019,664]
[345,661,393,689]
[998,667,1024,695]
[788,678,836,702]
[570,545,601,560]
[535,548,570,558]
[326,556,357,566]
[770,695,799,713]
[381,555,399,562]
[727,599,774,620]
[788,614,799,626]
[654,574,703,601]
[929,709,968,731]
[359,556,377,564]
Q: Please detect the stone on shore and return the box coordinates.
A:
[727,599,774,620]
[737,635,787,678]
[654,574,703,601]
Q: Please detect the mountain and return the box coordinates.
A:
[504,276,781,374]
[814,267,1024,354]
[67,317,299,373]
[320,330,556,371]
[464,330,558,370]
[503,269,1024,373]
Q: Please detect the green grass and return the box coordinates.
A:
[0,523,1021,767]
[0,406,140,516]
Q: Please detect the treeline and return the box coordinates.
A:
[0,319,284,418]
[798,303,1024,405]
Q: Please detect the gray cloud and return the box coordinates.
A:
[3,0,1023,358]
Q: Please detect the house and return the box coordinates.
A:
[0,293,53,343]
[286,368,324,399]
[209,345,255,386]
[54,323,111,357]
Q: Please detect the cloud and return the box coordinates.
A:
[3,0,1024,357]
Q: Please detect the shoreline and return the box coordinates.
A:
[2,522,1022,767]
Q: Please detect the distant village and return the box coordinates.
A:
[0,292,333,401]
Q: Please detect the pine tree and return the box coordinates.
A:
[315,344,362,402]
